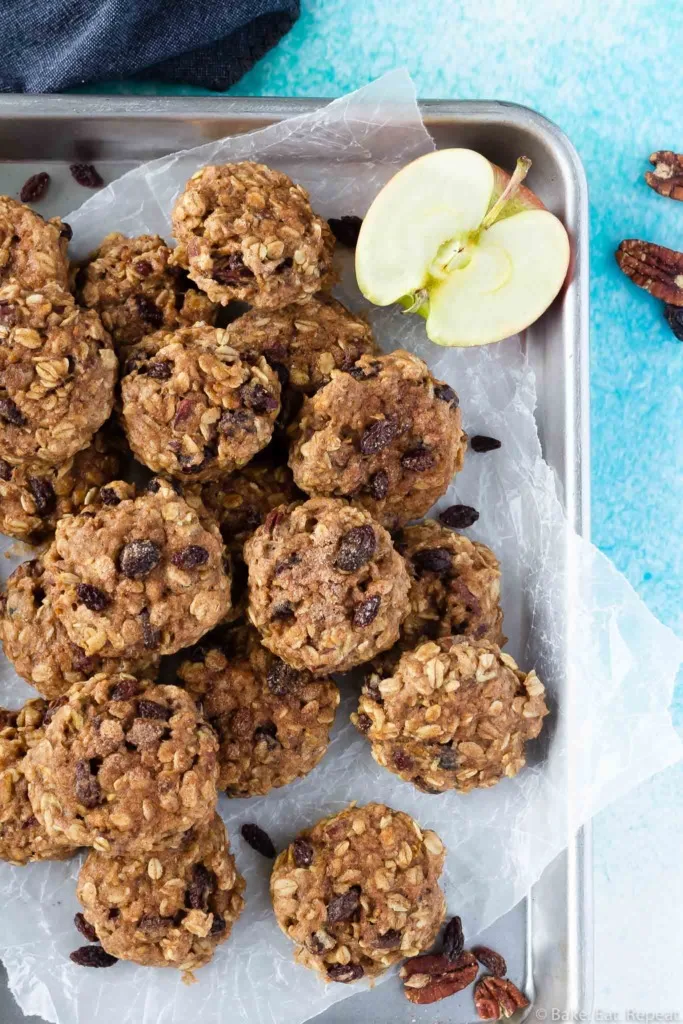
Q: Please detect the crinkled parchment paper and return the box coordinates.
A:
[1,71,681,1024]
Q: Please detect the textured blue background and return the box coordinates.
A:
[82,0,683,1007]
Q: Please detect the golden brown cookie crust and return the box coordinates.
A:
[244,497,410,675]
[44,478,231,659]
[0,196,70,291]
[24,674,219,855]
[178,624,339,796]
[289,350,467,529]
[77,814,245,970]
[354,637,548,794]
[170,162,335,308]
[271,802,446,983]
[121,325,280,481]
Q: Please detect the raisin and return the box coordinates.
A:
[664,303,683,340]
[412,547,452,575]
[470,435,501,453]
[0,398,26,426]
[146,360,173,380]
[0,303,17,327]
[241,823,276,858]
[401,445,435,472]
[355,712,372,733]
[76,583,110,612]
[393,749,413,771]
[241,381,278,413]
[472,945,507,978]
[210,914,226,935]
[328,215,363,248]
[74,759,103,809]
[374,928,402,948]
[292,837,314,867]
[138,914,174,933]
[21,815,38,830]
[44,695,68,725]
[273,552,300,575]
[434,382,459,406]
[335,525,376,572]
[137,699,171,721]
[61,222,73,241]
[276,257,294,273]
[145,479,161,494]
[110,678,140,701]
[438,746,458,770]
[219,408,255,436]
[99,486,121,506]
[266,660,301,696]
[212,254,254,284]
[326,885,361,924]
[0,459,12,481]
[140,608,161,650]
[27,476,56,517]
[442,915,464,962]
[69,644,95,674]
[135,294,163,328]
[186,864,214,910]
[327,962,364,983]
[439,504,480,529]
[119,539,160,579]
[254,721,280,750]
[271,601,295,621]
[133,260,153,277]
[348,360,381,381]
[353,594,381,627]
[171,545,209,569]
[69,946,117,968]
[74,912,98,943]
[359,417,398,455]
[69,163,104,188]
[369,469,389,500]
[20,172,50,203]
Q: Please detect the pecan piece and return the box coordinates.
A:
[474,976,529,1019]
[400,951,478,1005]
[645,151,683,201]
[616,239,683,306]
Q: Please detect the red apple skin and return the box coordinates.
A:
[490,163,546,220]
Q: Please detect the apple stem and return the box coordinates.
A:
[401,288,429,315]
[481,155,532,230]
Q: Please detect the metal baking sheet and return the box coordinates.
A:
[0,95,591,1024]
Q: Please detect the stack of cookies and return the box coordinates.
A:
[0,161,548,986]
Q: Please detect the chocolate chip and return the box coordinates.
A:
[27,476,56,517]
[0,459,12,481]
[119,539,161,579]
[241,823,276,858]
[266,660,302,696]
[74,912,98,943]
[70,163,104,188]
[327,963,364,983]
[292,838,314,867]
[442,915,465,962]
[20,172,50,203]
[439,504,480,529]
[374,928,402,949]
[470,434,501,453]
[146,360,173,380]
[69,946,118,968]
[326,886,361,924]
[368,469,389,500]
[412,547,452,575]
[359,417,398,455]
[241,381,278,414]
[353,594,381,627]
[99,486,121,506]
[335,525,376,572]
[140,608,161,650]
[171,545,209,570]
[74,759,103,809]
[137,699,171,721]
[212,254,254,284]
[393,749,413,771]
[133,260,153,277]
[434,383,459,406]
[76,583,110,612]
[401,445,435,472]
[328,215,363,248]
[437,746,458,770]
[355,712,372,732]
[271,601,295,621]
[110,678,141,701]
[134,294,163,328]
[185,864,214,910]
[0,397,26,427]
[0,303,17,327]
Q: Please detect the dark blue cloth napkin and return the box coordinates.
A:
[1,0,300,92]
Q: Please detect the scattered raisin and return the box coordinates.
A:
[353,594,381,627]
[0,397,26,426]
[472,945,507,978]
[99,486,121,506]
[27,476,56,517]
[442,915,464,962]
[172,545,209,569]
[412,547,452,575]
[74,912,98,943]
[210,914,226,935]
[664,303,683,340]
[374,929,402,948]
[359,417,398,455]
[69,946,117,968]
[219,408,255,436]
[348,360,381,381]
[185,864,214,910]
[273,552,300,575]
[69,644,95,674]
[76,583,110,612]
[74,759,103,809]
[439,504,480,529]
[401,445,435,472]
[266,660,301,696]
[393,749,413,771]
[133,260,153,277]
[145,360,173,380]
[241,823,276,859]
[470,435,501,453]
[327,962,364,983]
[271,601,295,621]
[254,722,280,750]
[0,303,17,327]
[134,294,163,328]
[434,383,458,406]
[335,525,376,572]
[119,539,160,579]
[326,886,361,924]
[355,712,372,732]
[20,172,50,203]
[368,469,389,500]
[292,838,314,867]
[438,746,458,770]
[137,914,174,933]
[110,678,140,701]
[241,381,278,413]
[213,254,254,284]
[137,699,171,721]
[69,163,104,188]
[140,608,161,650]
[328,215,363,248]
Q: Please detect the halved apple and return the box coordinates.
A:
[355,148,570,347]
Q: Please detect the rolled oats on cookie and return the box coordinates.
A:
[244,497,410,675]
[24,674,219,855]
[170,162,335,308]
[178,623,339,796]
[0,281,117,466]
[44,477,231,659]
[121,324,280,482]
[270,802,446,983]
[76,813,244,971]
[354,637,548,794]
[0,196,70,291]
[76,232,217,354]
[0,698,78,865]
[289,350,467,529]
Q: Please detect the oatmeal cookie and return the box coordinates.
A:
[0,281,117,466]
[170,162,335,308]
[24,673,219,855]
[76,232,217,354]
[289,350,467,529]
[353,637,548,794]
[0,559,159,700]
[244,497,410,675]
[76,813,245,971]
[44,478,231,659]
[121,324,280,481]
[0,430,120,541]
[178,624,339,796]
[270,802,446,983]
[0,196,70,291]
[0,698,77,865]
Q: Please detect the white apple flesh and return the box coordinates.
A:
[355,148,570,347]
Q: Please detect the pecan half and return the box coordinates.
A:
[400,951,478,1005]
[645,151,683,201]
[616,239,683,306]
[474,976,530,1020]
